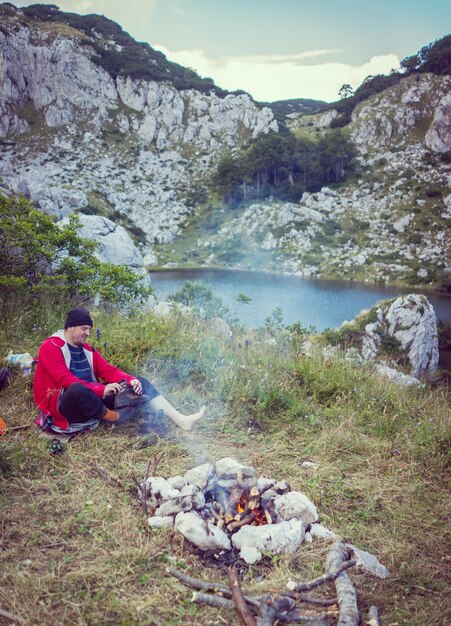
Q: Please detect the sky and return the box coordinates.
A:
[13,0,451,102]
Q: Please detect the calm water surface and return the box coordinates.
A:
[150,269,451,331]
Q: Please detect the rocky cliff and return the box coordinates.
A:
[0,4,449,291]
[0,3,276,259]
[171,72,450,290]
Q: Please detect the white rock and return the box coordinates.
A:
[273,491,319,525]
[154,496,193,516]
[152,301,193,316]
[232,519,306,563]
[301,461,319,470]
[175,511,231,551]
[148,516,174,529]
[309,524,338,541]
[238,546,262,564]
[167,476,187,490]
[424,92,451,153]
[184,463,215,490]
[145,476,180,500]
[214,458,255,480]
[374,362,422,386]
[346,544,390,578]
[206,317,232,340]
[393,213,414,233]
[383,294,439,377]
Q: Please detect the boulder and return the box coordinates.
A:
[232,519,305,564]
[184,463,215,490]
[381,294,439,378]
[175,511,231,551]
[359,294,439,379]
[273,491,319,526]
[424,92,451,153]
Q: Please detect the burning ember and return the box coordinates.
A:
[139,457,329,563]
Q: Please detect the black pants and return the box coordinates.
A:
[59,377,160,424]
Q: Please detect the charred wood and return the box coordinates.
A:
[228,512,257,531]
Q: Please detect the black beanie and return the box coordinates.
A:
[64,308,93,329]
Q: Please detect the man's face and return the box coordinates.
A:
[66,325,92,346]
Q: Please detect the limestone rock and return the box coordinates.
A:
[350,74,451,155]
[381,294,439,378]
[232,519,306,563]
[273,491,319,525]
[424,92,451,152]
[152,301,193,317]
[215,457,256,480]
[360,294,439,379]
[374,362,422,387]
[184,463,215,490]
[71,215,143,268]
[175,511,231,551]
[147,516,174,529]
[346,544,390,578]
[145,476,180,501]
[206,317,232,340]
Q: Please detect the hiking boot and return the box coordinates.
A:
[114,388,151,409]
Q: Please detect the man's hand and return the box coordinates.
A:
[103,382,123,398]
[129,378,142,395]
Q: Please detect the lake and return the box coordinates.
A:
[149,269,451,331]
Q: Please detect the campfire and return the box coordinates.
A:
[136,457,390,625]
[139,457,332,563]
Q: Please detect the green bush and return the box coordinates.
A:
[167,281,229,319]
[0,194,152,324]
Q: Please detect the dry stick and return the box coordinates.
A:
[85,461,127,491]
[325,542,359,626]
[257,597,296,626]
[132,475,143,493]
[276,611,331,625]
[192,592,235,610]
[297,595,337,607]
[228,567,258,626]
[366,606,381,626]
[285,559,357,593]
[227,511,257,531]
[152,453,161,477]
[142,459,152,520]
[0,607,26,624]
[9,424,32,432]
[166,568,261,609]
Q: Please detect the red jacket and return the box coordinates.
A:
[33,330,134,430]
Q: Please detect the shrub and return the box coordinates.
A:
[167,281,229,319]
[0,194,152,324]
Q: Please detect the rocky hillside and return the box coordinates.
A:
[0,3,449,291]
[0,3,276,258]
[167,73,450,291]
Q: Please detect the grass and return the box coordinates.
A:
[0,308,450,625]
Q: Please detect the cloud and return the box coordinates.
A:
[155,45,400,102]
[236,50,343,66]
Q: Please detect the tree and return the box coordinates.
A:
[401,35,451,76]
[318,130,356,183]
[167,281,229,319]
[0,194,152,321]
[338,84,354,99]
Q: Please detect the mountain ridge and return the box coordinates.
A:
[0,3,449,292]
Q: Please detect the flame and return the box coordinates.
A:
[235,489,269,526]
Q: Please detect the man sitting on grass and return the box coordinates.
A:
[34,307,206,435]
